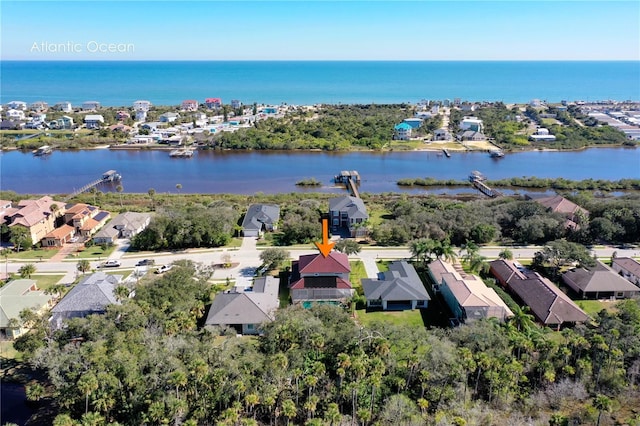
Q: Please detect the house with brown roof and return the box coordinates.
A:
[42,224,76,248]
[530,195,589,229]
[612,257,640,287]
[490,259,589,328]
[0,279,54,339]
[4,196,66,245]
[562,260,640,299]
[428,259,513,323]
[62,203,110,239]
[289,252,354,305]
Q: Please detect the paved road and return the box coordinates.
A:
[4,242,639,286]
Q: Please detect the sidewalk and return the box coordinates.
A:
[49,242,83,262]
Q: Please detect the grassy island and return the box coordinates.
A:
[295,177,322,186]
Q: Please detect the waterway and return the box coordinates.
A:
[0,147,638,195]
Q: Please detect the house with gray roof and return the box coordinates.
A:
[0,279,54,339]
[329,196,368,238]
[490,259,589,328]
[93,212,152,244]
[241,204,280,237]
[204,276,279,334]
[361,261,430,310]
[50,272,123,329]
[612,257,640,287]
[562,260,640,299]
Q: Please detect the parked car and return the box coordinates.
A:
[135,259,155,267]
[101,260,121,268]
[155,265,173,274]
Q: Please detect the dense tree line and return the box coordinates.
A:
[131,204,237,250]
[18,278,640,425]
[210,104,409,151]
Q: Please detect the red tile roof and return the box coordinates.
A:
[297,252,350,274]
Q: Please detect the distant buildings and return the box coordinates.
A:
[181,100,199,111]
[82,101,101,111]
[205,98,222,109]
[393,123,412,140]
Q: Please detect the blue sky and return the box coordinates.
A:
[2,1,639,60]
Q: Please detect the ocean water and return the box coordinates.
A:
[1,61,638,106]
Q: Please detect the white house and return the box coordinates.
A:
[84,114,105,129]
[433,128,452,141]
[82,101,101,111]
[182,100,199,111]
[135,110,148,122]
[53,102,73,113]
[6,109,25,121]
[133,100,152,111]
[159,112,179,123]
[7,101,27,110]
[460,117,483,132]
[29,101,48,112]
[529,127,556,141]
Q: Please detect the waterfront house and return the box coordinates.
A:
[612,257,640,287]
[141,122,164,132]
[52,101,73,113]
[529,194,588,230]
[0,120,21,130]
[108,123,134,134]
[42,224,76,248]
[289,252,354,306]
[0,279,54,339]
[48,116,74,130]
[562,260,640,299]
[241,204,280,237]
[459,117,483,132]
[127,135,155,145]
[361,261,430,310]
[489,259,588,328]
[7,101,27,110]
[428,259,513,323]
[92,212,152,245]
[403,118,424,129]
[393,122,412,140]
[457,130,486,141]
[4,196,66,246]
[433,128,452,141]
[6,109,25,121]
[205,276,279,335]
[182,100,199,111]
[82,101,101,111]
[529,127,557,142]
[205,98,222,109]
[116,110,131,121]
[50,272,123,329]
[84,114,105,129]
[329,196,368,238]
[159,112,179,123]
[133,100,152,111]
[29,101,48,113]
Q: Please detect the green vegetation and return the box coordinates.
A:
[295,177,322,186]
[355,309,425,327]
[397,176,640,191]
[70,244,116,259]
[349,260,367,294]
[31,274,65,291]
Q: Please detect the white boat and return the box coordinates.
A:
[490,149,505,158]
[170,149,194,158]
[33,145,52,156]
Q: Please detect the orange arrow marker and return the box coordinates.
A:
[315,218,334,258]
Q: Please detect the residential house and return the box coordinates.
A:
[329,196,368,238]
[612,257,640,287]
[457,130,486,141]
[108,123,134,134]
[529,127,557,142]
[403,118,424,129]
[562,260,640,299]
[529,194,589,230]
[393,122,412,140]
[133,100,152,111]
[92,212,152,244]
[0,200,12,217]
[289,252,354,305]
[42,224,76,248]
[116,110,131,121]
[428,259,513,323]
[241,204,280,237]
[490,259,589,328]
[48,116,74,130]
[0,279,54,339]
[82,101,101,111]
[6,109,25,121]
[52,102,73,113]
[361,261,430,310]
[135,110,148,122]
[84,114,105,129]
[204,276,279,335]
[261,107,278,114]
[414,111,433,120]
[230,99,242,109]
[141,121,164,132]
[460,117,483,132]
[7,101,27,110]
[433,128,452,141]
[182,100,199,111]
[29,101,48,112]
[50,272,123,329]
[0,120,20,130]
[205,98,223,109]
[4,196,66,245]
[159,112,179,123]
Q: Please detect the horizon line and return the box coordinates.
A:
[2,58,639,62]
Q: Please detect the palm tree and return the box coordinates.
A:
[499,248,514,260]
[44,283,66,301]
[25,382,45,402]
[18,263,36,278]
[281,399,296,426]
[114,285,130,302]
[116,185,124,208]
[593,394,612,426]
[77,373,99,415]
[77,259,91,274]
[324,403,341,426]
[436,238,457,263]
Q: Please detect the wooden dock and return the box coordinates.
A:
[469,171,501,198]
[63,170,122,202]
[335,170,361,198]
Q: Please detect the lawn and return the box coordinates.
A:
[4,248,59,260]
[0,341,20,361]
[70,244,117,260]
[376,260,390,273]
[350,261,367,295]
[355,309,425,328]
[31,274,65,291]
[576,300,619,317]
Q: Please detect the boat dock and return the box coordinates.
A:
[442,149,451,158]
[334,170,361,198]
[469,171,501,198]
[63,170,122,202]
